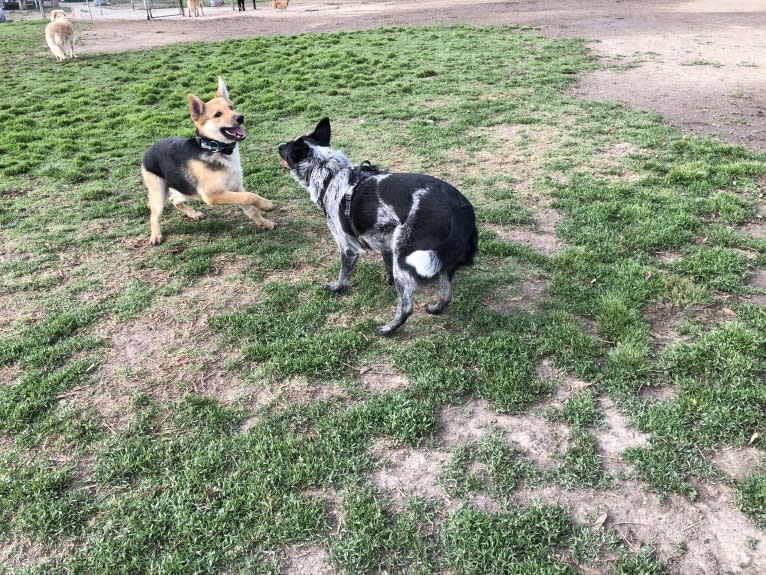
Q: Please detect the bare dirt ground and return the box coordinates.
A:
[60,0,766,151]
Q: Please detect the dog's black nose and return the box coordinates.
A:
[235,115,245,125]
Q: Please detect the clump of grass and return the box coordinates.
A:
[441,503,573,574]
[556,429,606,488]
[673,247,751,293]
[0,458,98,540]
[613,549,668,575]
[210,281,371,380]
[736,474,766,528]
[329,486,438,574]
[546,389,601,429]
[395,329,552,412]
[438,429,532,499]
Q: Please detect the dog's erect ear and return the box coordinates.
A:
[216,78,230,102]
[188,94,204,122]
[311,117,331,147]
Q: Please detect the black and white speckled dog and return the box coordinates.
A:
[278,118,478,336]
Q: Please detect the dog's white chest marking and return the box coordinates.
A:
[179,149,245,203]
[220,148,243,188]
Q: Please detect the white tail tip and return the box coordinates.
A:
[406,250,441,278]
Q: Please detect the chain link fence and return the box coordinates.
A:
[3,0,259,20]
[4,0,185,20]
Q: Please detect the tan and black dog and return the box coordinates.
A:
[141,78,275,245]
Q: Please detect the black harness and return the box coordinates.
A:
[316,161,377,249]
[343,186,370,249]
[342,161,377,250]
[195,132,237,155]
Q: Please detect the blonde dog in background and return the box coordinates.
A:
[45,10,75,62]
[272,0,288,10]
[187,0,204,17]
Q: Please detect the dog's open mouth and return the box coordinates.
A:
[280,159,290,169]
[221,127,247,141]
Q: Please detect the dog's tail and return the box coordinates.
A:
[405,204,478,279]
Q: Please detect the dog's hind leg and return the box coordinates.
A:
[169,189,206,221]
[382,251,394,285]
[47,39,66,62]
[325,250,358,292]
[142,167,169,245]
[376,272,415,336]
[426,272,452,315]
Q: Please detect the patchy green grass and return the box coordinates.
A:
[737,474,766,529]
[1,18,766,575]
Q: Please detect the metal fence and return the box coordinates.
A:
[3,0,259,20]
[4,0,166,20]
[142,0,184,19]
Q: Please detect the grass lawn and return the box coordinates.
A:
[1,18,766,575]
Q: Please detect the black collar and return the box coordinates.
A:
[195,132,237,155]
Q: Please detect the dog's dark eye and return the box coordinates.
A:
[214,111,222,118]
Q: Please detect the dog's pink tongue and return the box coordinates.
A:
[280,159,290,169]
[233,127,246,139]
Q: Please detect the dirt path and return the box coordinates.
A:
[68,0,766,151]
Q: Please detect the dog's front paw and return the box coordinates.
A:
[149,234,164,246]
[375,324,397,337]
[384,273,394,285]
[323,282,346,293]
[261,199,275,212]
[260,218,276,230]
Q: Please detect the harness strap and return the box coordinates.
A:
[344,167,372,250]
[344,189,369,249]
[318,161,376,249]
